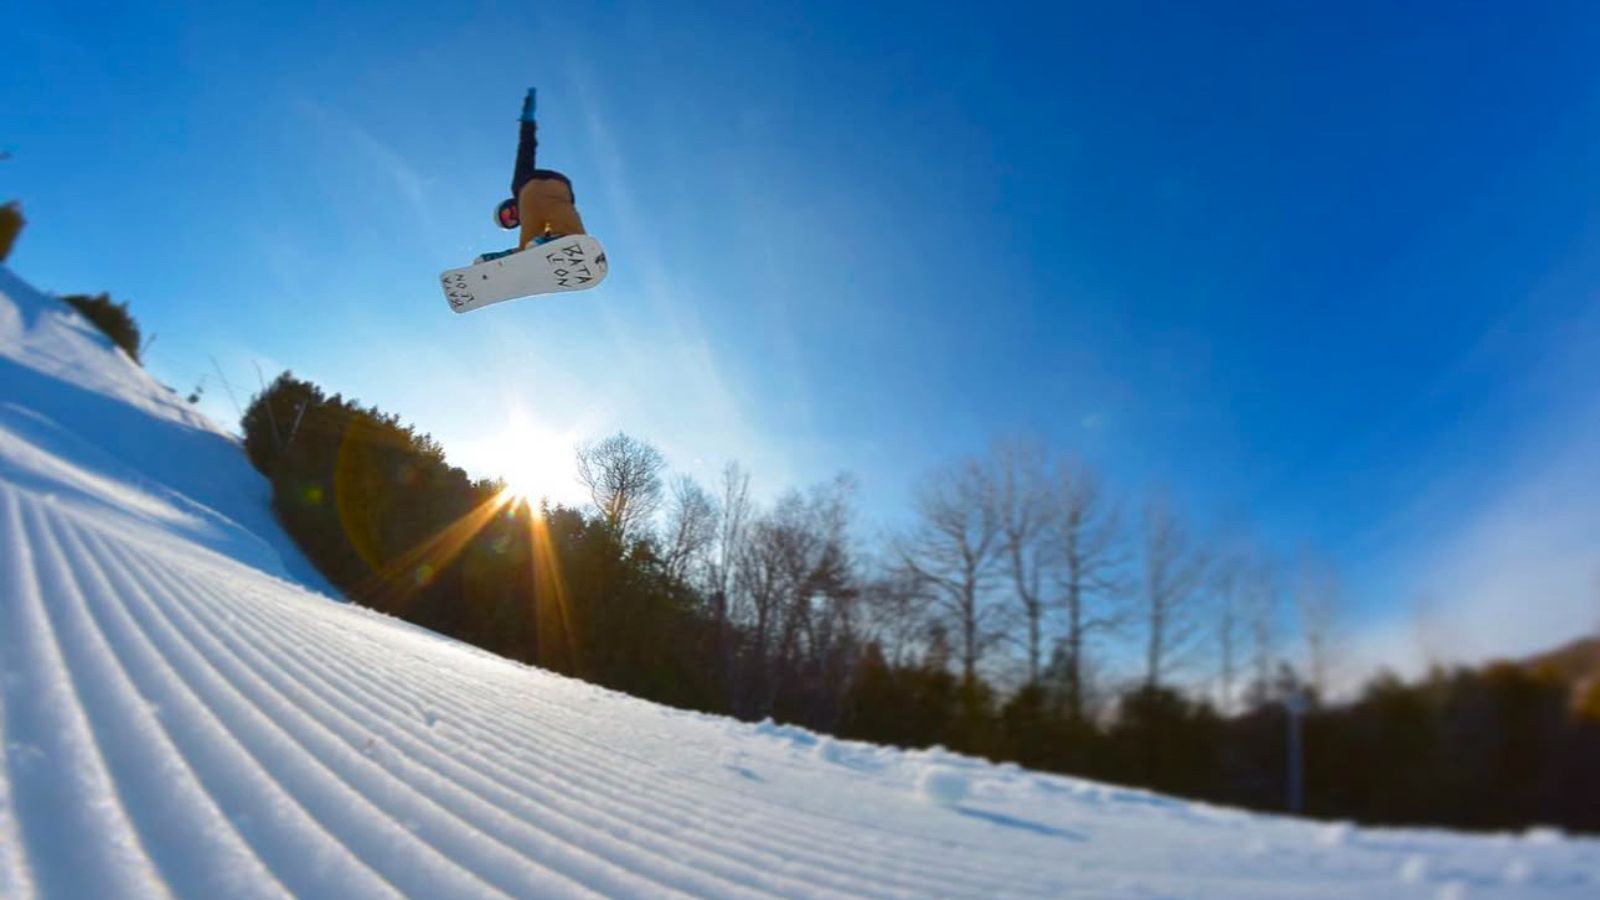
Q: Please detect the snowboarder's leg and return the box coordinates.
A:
[498,89,541,225]
[510,120,540,199]
[500,88,584,249]
[517,172,585,249]
[520,87,537,124]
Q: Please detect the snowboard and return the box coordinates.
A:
[440,234,608,314]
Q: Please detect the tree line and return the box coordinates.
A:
[61,292,145,363]
[242,373,1600,833]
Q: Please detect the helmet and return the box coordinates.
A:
[495,198,520,230]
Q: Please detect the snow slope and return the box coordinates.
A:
[1,266,1596,899]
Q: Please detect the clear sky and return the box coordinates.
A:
[7,1,1600,678]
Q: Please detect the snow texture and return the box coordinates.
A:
[915,763,970,807]
[2,264,1598,898]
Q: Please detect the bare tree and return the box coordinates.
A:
[1211,550,1246,713]
[1590,570,1600,683]
[1139,494,1208,689]
[575,432,666,542]
[1410,589,1473,673]
[1053,459,1124,719]
[711,465,751,618]
[1239,556,1280,707]
[734,477,858,718]
[662,475,718,584]
[857,564,934,668]
[1294,553,1342,699]
[708,463,752,593]
[989,440,1056,685]
[734,511,783,702]
[900,458,1005,682]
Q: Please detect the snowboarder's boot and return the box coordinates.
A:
[474,247,520,264]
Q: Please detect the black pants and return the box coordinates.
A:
[511,122,575,201]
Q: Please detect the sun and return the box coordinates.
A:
[499,453,553,505]
[484,413,582,507]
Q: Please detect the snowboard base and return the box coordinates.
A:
[441,235,608,313]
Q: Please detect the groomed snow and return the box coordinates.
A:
[1,265,1596,898]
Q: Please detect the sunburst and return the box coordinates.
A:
[485,412,581,506]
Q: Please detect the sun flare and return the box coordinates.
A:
[499,457,552,505]
[482,412,582,507]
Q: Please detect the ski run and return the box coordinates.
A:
[0,264,1596,898]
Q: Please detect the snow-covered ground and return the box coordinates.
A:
[1,266,1596,899]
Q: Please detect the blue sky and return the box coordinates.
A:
[7,1,1600,677]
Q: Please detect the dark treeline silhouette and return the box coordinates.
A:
[0,200,24,262]
[241,373,721,709]
[62,292,143,363]
[243,373,1600,834]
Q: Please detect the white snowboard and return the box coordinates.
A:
[440,235,608,313]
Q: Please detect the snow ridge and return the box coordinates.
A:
[2,266,1597,898]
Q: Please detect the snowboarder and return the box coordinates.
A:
[439,88,608,313]
[484,88,585,261]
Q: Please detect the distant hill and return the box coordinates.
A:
[1518,636,1600,712]
[1521,636,1600,681]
